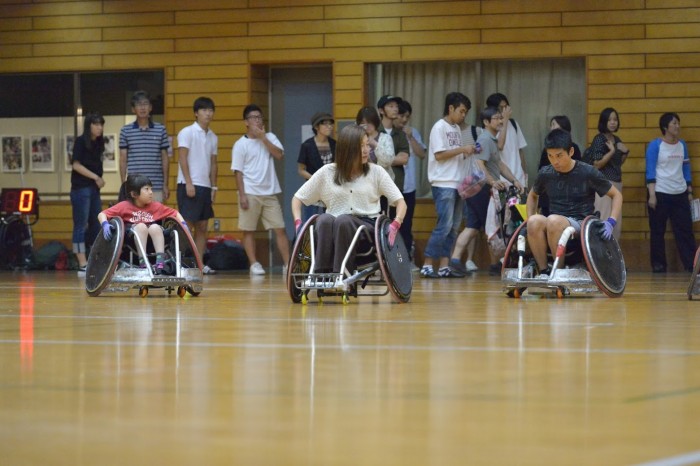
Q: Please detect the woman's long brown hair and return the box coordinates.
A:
[333,124,369,185]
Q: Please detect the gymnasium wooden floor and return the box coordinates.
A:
[1,270,699,466]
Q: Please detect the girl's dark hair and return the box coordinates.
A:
[334,125,368,185]
[597,107,619,134]
[355,106,381,128]
[124,174,153,204]
[659,112,680,135]
[82,112,105,153]
[550,115,572,133]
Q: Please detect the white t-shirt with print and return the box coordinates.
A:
[428,118,463,189]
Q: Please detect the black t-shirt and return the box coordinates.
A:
[297,136,336,176]
[71,134,104,189]
[533,161,612,220]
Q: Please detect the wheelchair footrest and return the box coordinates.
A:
[293,272,344,290]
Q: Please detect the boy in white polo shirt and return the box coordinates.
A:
[232,104,290,275]
[176,96,218,274]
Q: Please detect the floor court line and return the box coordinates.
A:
[633,450,700,466]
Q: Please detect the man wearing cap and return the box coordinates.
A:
[377,95,411,193]
[297,112,337,222]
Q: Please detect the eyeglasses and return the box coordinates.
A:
[135,101,151,107]
[320,121,334,126]
[246,115,263,121]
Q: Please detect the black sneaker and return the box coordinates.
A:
[448,258,467,277]
[420,267,439,278]
[488,263,502,276]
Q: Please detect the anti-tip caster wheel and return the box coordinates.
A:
[139,286,149,298]
[556,287,565,299]
[177,286,187,298]
[342,294,350,305]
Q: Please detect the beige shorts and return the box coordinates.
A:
[238,194,285,231]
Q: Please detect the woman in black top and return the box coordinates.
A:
[582,107,629,240]
[70,112,106,275]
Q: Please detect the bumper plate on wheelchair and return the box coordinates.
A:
[502,267,599,294]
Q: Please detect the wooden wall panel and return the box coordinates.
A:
[0,0,698,268]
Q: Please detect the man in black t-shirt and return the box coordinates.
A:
[527,129,622,276]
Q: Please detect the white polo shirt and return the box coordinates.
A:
[176,121,218,187]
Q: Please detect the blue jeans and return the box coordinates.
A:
[70,186,102,253]
[424,187,463,259]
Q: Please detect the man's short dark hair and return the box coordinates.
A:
[659,112,680,135]
[193,96,215,113]
[131,90,150,107]
[479,106,500,128]
[486,93,509,108]
[398,100,413,115]
[243,104,262,120]
[443,92,471,116]
[544,128,573,151]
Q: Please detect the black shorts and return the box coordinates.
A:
[463,185,490,230]
[177,184,214,223]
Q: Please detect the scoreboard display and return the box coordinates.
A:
[1,188,39,216]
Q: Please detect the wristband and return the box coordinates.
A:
[211,186,218,191]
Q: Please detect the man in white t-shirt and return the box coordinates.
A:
[421,92,477,278]
[231,104,290,275]
[177,96,218,273]
[486,93,528,187]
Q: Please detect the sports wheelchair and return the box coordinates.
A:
[686,246,700,300]
[502,216,626,298]
[85,216,203,297]
[286,214,412,304]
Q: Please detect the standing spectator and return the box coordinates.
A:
[71,112,106,276]
[486,93,528,187]
[355,106,395,177]
[537,115,582,216]
[119,91,171,202]
[583,107,629,241]
[232,104,290,275]
[449,107,524,276]
[297,112,336,222]
[421,92,476,278]
[394,100,426,257]
[177,96,218,274]
[377,95,410,193]
[454,115,483,272]
[646,112,696,273]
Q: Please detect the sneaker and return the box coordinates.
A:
[536,267,552,279]
[488,263,502,276]
[155,262,165,275]
[282,264,288,276]
[202,265,217,275]
[77,265,87,277]
[420,266,439,278]
[249,262,265,275]
[438,267,458,278]
[465,260,479,272]
[447,258,467,277]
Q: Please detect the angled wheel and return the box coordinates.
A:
[139,286,148,298]
[686,246,700,300]
[581,216,626,298]
[185,286,201,297]
[502,221,529,273]
[85,217,125,297]
[375,215,412,303]
[162,217,203,271]
[287,214,319,303]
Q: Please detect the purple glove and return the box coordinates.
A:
[600,217,616,240]
[101,221,113,241]
[181,221,190,233]
[388,220,401,247]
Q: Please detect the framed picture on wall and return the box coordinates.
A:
[64,134,75,172]
[1,135,24,173]
[103,134,117,172]
[30,135,54,172]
